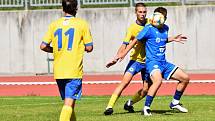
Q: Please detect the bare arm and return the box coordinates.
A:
[106,44,127,68]
[168,34,187,44]
[118,39,138,61]
[40,42,53,53]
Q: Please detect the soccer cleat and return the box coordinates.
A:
[141,107,152,116]
[104,108,114,115]
[169,103,188,113]
[124,100,135,113]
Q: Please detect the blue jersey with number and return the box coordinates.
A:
[136,24,169,61]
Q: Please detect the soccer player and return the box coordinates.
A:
[104,3,151,115]
[40,0,93,121]
[118,7,189,116]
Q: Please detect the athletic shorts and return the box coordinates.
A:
[56,79,82,100]
[146,60,178,80]
[124,60,150,81]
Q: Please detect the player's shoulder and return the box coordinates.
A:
[74,17,89,25]
[128,22,138,28]
[144,24,153,30]
[49,17,63,27]
[163,24,169,30]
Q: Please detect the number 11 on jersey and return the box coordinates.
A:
[54,28,75,51]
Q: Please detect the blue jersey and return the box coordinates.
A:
[136,24,169,61]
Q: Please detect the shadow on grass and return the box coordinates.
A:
[113,109,174,115]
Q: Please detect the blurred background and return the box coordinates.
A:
[0,0,214,75]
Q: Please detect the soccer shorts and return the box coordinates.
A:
[56,79,82,100]
[146,60,178,80]
[124,60,150,81]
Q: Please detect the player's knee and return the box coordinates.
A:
[182,74,190,84]
[121,79,131,85]
[154,79,162,85]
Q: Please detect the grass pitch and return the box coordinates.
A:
[0,96,215,121]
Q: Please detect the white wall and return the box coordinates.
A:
[0,6,214,75]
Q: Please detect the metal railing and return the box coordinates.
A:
[82,0,129,5]
[0,0,24,7]
[30,0,61,6]
[0,0,215,8]
[134,0,181,3]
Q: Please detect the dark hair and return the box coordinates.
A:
[135,3,146,11]
[62,0,78,16]
[154,7,167,18]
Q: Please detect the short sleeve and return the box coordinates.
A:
[42,23,54,45]
[136,25,151,42]
[82,21,93,46]
[123,27,133,45]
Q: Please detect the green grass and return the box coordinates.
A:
[0,96,215,121]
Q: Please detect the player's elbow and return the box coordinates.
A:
[85,45,93,53]
[40,43,47,51]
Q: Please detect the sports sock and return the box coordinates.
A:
[106,94,119,109]
[144,95,154,107]
[70,109,76,121]
[131,91,144,105]
[60,105,72,121]
[172,90,183,105]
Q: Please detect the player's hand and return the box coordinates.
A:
[173,34,187,44]
[118,52,127,62]
[106,57,119,68]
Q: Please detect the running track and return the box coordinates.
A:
[0,74,215,96]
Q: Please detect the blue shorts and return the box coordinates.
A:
[124,60,150,81]
[146,60,178,80]
[56,79,82,100]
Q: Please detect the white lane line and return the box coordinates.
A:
[0,80,215,85]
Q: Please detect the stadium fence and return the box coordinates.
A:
[0,0,215,9]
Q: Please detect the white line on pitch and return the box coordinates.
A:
[0,80,215,85]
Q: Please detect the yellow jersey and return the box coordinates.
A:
[43,16,93,79]
[123,19,149,63]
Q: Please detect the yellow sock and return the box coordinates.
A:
[107,94,119,109]
[131,91,144,104]
[70,109,76,121]
[59,105,72,121]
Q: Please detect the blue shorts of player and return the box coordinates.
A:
[146,60,178,80]
[56,79,82,100]
[124,60,149,81]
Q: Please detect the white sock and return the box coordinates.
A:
[144,106,150,110]
[127,99,133,106]
[172,99,179,105]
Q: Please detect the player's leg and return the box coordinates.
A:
[124,81,149,112]
[142,61,163,116]
[169,68,190,113]
[60,98,76,121]
[142,70,162,116]
[104,72,133,115]
[58,79,82,121]
[104,60,138,115]
[124,69,150,112]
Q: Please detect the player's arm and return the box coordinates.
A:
[83,21,93,53]
[106,26,134,68]
[167,34,187,44]
[117,39,138,61]
[41,23,54,53]
[85,44,93,53]
[118,25,150,61]
[106,44,127,68]
[40,42,53,53]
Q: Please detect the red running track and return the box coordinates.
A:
[0,74,215,96]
